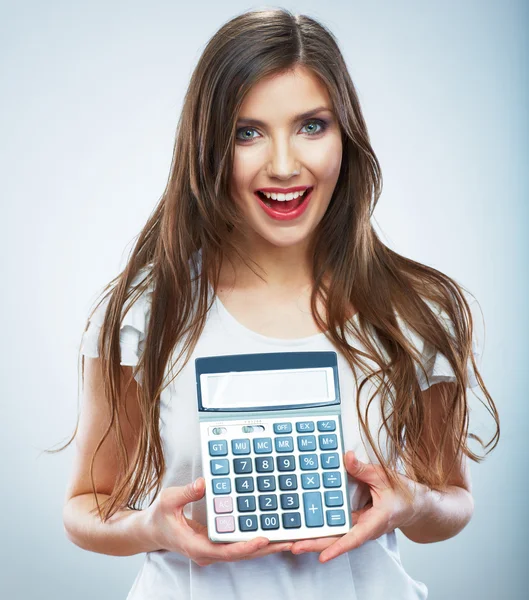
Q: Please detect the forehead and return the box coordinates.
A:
[237,66,333,121]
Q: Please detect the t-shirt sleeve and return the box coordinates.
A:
[400,293,484,392]
[80,268,154,380]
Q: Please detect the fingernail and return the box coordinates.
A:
[193,478,200,491]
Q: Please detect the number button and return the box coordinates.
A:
[300,454,318,470]
[258,494,278,511]
[255,457,274,472]
[277,455,296,471]
[297,435,316,452]
[296,421,315,433]
[274,436,294,452]
[301,473,320,489]
[233,457,252,474]
[282,512,302,529]
[237,495,256,512]
[280,493,300,509]
[208,440,227,456]
[232,439,251,455]
[318,434,338,450]
[257,476,276,492]
[239,515,258,531]
[321,452,340,469]
[323,472,341,488]
[273,422,292,434]
[253,437,272,454]
[260,513,280,530]
[278,474,298,490]
[324,491,344,507]
[212,478,231,494]
[210,459,229,475]
[317,420,336,432]
[235,477,254,493]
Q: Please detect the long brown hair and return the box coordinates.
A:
[53,7,499,521]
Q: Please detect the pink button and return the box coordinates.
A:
[215,516,235,533]
[214,496,233,514]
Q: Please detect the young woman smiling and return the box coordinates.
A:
[60,7,499,600]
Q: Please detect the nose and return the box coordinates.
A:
[266,135,301,178]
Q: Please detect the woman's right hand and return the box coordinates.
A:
[143,477,293,566]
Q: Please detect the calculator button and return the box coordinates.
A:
[297,435,316,452]
[326,509,346,526]
[253,437,273,454]
[239,515,258,531]
[237,495,256,512]
[323,472,341,488]
[208,440,228,456]
[317,420,336,432]
[214,496,233,514]
[324,491,344,507]
[234,457,253,474]
[260,513,280,530]
[255,457,274,472]
[210,459,229,475]
[257,476,276,492]
[282,512,302,528]
[278,474,298,490]
[318,434,338,450]
[215,516,235,533]
[235,477,254,493]
[280,493,300,509]
[296,421,315,433]
[232,439,251,455]
[300,454,318,470]
[303,492,324,527]
[259,494,278,511]
[274,436,294,452]
[301,473,320,489]
[321,452,340,469]
[273,422,292,434]
[277,455,296,471]
[212,478,231,494]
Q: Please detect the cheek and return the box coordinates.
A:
[307,137,342,183]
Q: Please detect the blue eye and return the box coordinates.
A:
[235,118,328,142]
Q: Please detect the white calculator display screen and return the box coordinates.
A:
[200,367,335,410]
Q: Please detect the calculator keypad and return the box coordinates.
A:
[202,416,351,542]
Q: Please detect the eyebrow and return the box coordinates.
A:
[236,106,334,127]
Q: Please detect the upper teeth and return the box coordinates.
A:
[259,189,309,201]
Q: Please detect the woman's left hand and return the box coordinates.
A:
[289,450,420,563]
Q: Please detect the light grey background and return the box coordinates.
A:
[1,0,526,598]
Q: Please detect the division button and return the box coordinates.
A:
[323,472,341,488]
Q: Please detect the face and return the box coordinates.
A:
[229,65,343,251]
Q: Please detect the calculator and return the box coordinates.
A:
[195,351,352,543]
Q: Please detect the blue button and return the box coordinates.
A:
[235,477,254,493]
[326,509,346,526]
[233,457,252,474]
[277,455,296,471]
[232,439,251,455]
[237,495,256,512]
[278,474,298,490]
[209,440,227,456]
[301,473,320,489]
[259,494,278,511]
[239,515,258,531]
[257,476,276,492]
[297,435,316,452]
[255,456,274,472]
[282,512,302,528]
[210,459,229,475]
[296,421,315,433]
[212,478,231,494]
[260,513,280,530]
[303,492,324,527]
[321,452,340,469]
[273,422,292,434]
[280,493,299,509]
[324,490,344,507]
[317,420,336,432]
[274,436,294,452]
[300,454,318,470]
[253,437,272,454]
[319,434,338,450]
[323,472,341,488]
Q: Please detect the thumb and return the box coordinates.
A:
[344,451,380,487]
[178,477,206,506]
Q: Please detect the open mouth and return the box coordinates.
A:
[255,187,314,214]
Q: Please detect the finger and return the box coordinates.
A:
[344,452,387,491]
[290,536,340,554]
[319,518,386,562]
[240,541,293,561]
[351,504,372,525]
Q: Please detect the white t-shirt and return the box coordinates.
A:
[79,256,482,600]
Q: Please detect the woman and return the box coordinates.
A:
[61,7,500,599]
